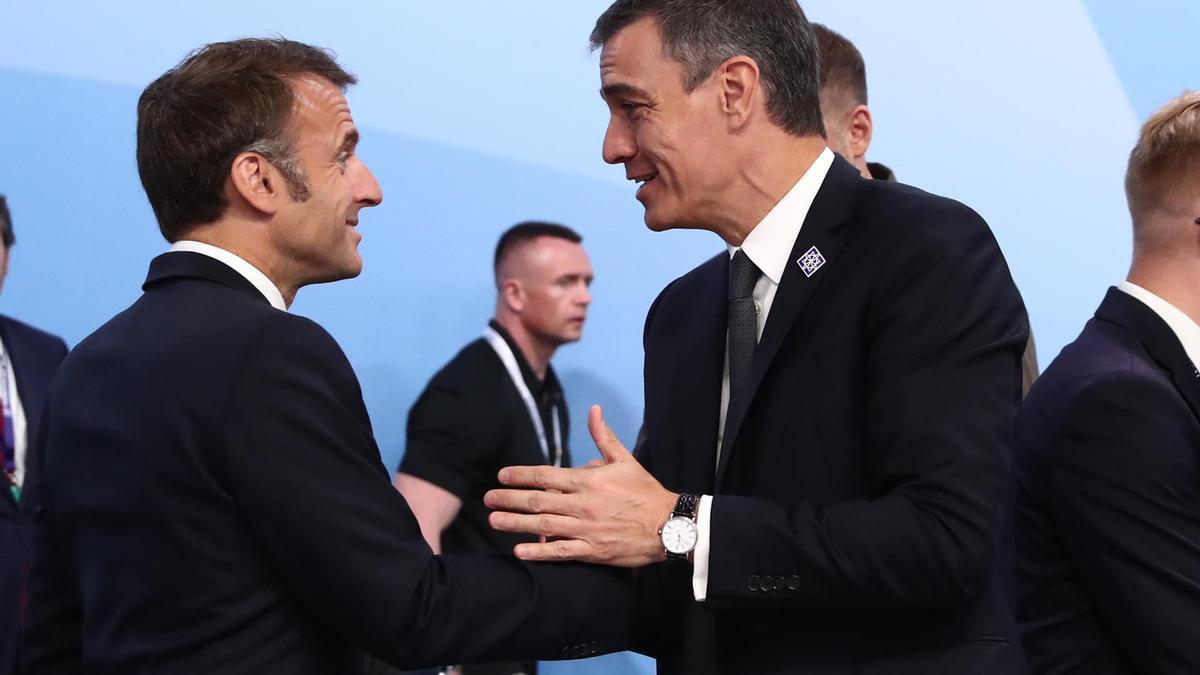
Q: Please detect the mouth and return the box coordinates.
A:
[629,172,658,197]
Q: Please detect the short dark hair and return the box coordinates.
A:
[590,0,824,138]
[0,195,13,248]
[137,37,356,242]
[813,23,867,107]
[494,221,583,275]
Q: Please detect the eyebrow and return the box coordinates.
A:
[337,128,360,155]
[601,82,651,101]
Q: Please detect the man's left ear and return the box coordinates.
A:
[719,56,761,130]
[847,104,874,159]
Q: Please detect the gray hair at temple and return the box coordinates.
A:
[590,0,825,138]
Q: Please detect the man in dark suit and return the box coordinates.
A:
[486,1,1029,673]
[0,195,67,675]
[1014,92,1200,674]
[21,38,634,675]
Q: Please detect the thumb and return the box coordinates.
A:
[588,404,632,465]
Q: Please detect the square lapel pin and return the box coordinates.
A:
[796,246,826,278]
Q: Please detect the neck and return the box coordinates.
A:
[708,134,827,247]
[183,221,296,307]
[1128,253,1200,326]
[494,314,554,380]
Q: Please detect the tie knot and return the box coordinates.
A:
[729,250,762,299]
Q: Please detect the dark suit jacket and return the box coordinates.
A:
[0,316,66,675]
[1014,288,1200,674]
[21,252,634,675]
[635,157,1030,674]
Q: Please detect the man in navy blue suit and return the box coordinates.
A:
[1014,92,1200,673]
[486,1,1029,672]
[21,38,634,675]
[0,194,68,675]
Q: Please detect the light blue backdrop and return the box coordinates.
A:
[0,2,1195,672]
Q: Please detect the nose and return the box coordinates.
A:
[602,116,636,166]
[353,158,384,207]
[577,282,592,308]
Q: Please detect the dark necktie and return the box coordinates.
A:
[728,250,763,407]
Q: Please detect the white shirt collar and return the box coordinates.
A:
[727,147,836,283]
[168,240,288,311]
[1117,281,1200,371]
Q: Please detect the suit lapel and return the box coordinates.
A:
[715,159,859,487]
[1097,287,1200,420]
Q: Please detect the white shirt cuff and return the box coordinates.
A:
[692,495,713,602]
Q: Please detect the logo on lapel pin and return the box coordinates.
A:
[796,246,826,278]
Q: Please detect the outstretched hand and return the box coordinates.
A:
[485,405,677,567]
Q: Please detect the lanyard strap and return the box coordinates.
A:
[483,327,563,467]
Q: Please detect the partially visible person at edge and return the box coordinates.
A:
[0,194,67,675]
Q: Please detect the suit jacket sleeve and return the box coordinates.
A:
[1042,372,1200,672]
[705,202,1026,611]
[220,316,635,668]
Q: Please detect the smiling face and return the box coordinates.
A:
[599,17,731,232]
[271,74,382,288]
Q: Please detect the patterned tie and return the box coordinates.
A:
[728,250,763,407]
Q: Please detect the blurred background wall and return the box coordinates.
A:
[0,1,1195,671]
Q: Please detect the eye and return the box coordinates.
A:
[620,101,646,117]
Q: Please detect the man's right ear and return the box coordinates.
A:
[500,278,526,313]
[229,152,281,216]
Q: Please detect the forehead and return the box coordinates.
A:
[599,16,680,95]
[288,74,355,135]
[513,236,591,272]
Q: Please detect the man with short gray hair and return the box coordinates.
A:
[486,1,1030,673]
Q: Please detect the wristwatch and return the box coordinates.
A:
[659,493,700,561]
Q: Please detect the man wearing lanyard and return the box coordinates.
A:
[395,221,592,675]
[0,194,68,675]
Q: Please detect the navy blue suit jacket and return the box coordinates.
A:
[0,315,66,675]
[636,157,1030,674]
[1015,288,1200,673]
[22,253,634,674]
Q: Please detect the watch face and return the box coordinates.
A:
[661,516,698,554]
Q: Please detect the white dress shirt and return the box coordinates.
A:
[169,240,288,311]
[2,338,29,489]
[1117,281,1200,371]
[693,147,836,601]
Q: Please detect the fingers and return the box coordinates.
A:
[484,488,580,517]
[587,404,632,464]
[496,464,579,492]
[489,510,581,539]
[513,538,594,562]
